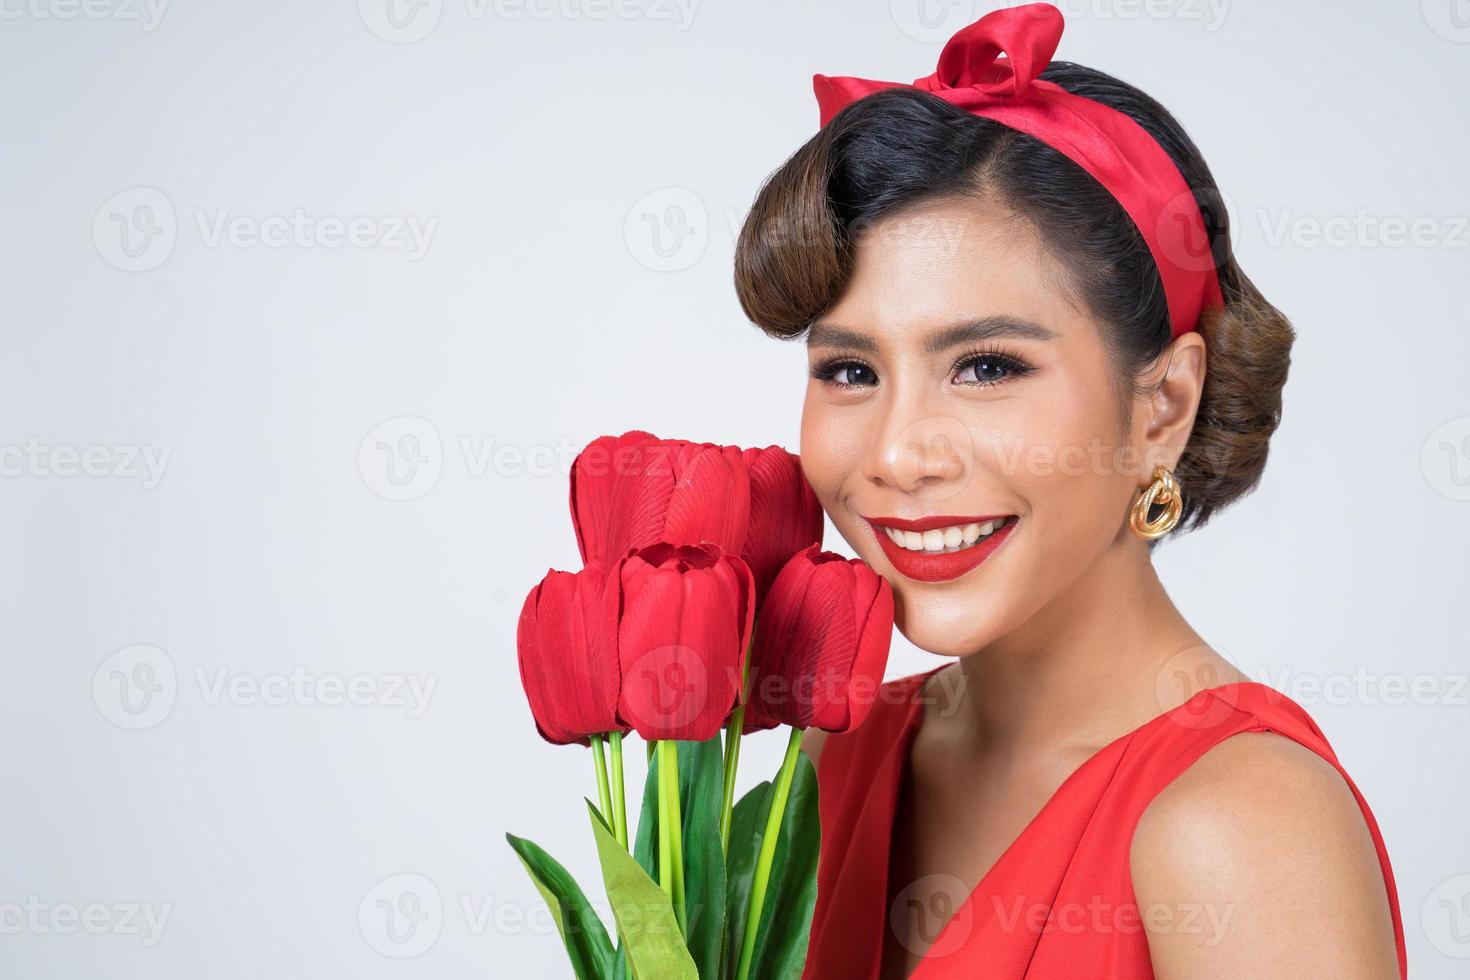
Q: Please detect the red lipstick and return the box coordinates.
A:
[863,514,1017,583]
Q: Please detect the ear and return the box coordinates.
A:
[1136,331,1206,480]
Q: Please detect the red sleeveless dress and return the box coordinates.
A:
[803,667,1407,979]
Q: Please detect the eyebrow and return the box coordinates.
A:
[806,315,1056,353]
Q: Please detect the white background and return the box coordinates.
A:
[2,1,1467,977]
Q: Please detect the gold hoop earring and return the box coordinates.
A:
[1129,465,1183,540]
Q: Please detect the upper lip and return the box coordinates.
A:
[862,514,1010,532]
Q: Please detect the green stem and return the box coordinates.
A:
[734,726,805,980]
[610,732,628,850]
[719,706,744,858]
[720,634,756,857]
[662,740,687,937]
[590,734,612,825]
[656,742,673,900]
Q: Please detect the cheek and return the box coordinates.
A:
[798,386,865,506]
[987,373,1131,545]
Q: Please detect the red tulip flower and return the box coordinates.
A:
[569,431,750,568]
[515,561,623,746]
[739,446,824,603]
[742,545,895,733]
[610,542,755,742]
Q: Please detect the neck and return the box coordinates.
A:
[938,533,1230,755]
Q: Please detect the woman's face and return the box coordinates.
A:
[799,194,1158,658]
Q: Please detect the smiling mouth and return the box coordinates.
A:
[861,513,1019,583]
[871,517,1014,555]
[864,514,1017,552]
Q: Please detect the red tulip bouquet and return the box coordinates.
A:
[508,431,895,980]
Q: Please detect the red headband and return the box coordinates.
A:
[813,2,1224,337]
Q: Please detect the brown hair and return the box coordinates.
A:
[734,67,1293,535]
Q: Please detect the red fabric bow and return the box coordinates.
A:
[813,1,1224,337]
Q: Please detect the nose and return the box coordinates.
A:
[861,403,972,497]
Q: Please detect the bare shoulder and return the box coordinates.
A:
[1130,730,1400,979]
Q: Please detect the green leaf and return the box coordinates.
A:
[633,749,660,878]
[505,832,615,980]
[614,760,664,980]
[676,736,726,978]
[723,780,772,979]
[722,751,821,980]
[750,751,820,980]
[587,799,699,980]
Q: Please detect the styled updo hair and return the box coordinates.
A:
[733,63,1293,535]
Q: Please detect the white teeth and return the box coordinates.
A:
[882,518,1010,554]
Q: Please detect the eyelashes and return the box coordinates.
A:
[809,346,1036,390]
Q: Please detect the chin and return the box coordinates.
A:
[890,584,1000,659]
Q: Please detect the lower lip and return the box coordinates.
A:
[870,520,1017,583]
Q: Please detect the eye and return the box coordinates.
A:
[953,349,1033,387]
[810,358,879,389]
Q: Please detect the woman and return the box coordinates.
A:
[733,5,1406,978]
